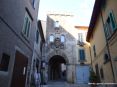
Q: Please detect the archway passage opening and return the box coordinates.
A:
[49,55,67,81]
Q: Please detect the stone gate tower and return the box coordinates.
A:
[45,13,77,83]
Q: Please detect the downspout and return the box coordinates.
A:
[100,8,115,83]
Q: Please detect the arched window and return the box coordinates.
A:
[61,35,65,43]
[49,34,54,42]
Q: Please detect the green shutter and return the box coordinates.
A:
[104,23,111,39]
[109,11,117,31]
[27,21,30,37]
[22,12,31,38]
[22,16,27,34]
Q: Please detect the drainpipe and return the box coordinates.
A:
[100,8,116,83]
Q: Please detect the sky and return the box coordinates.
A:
[38,0,95,26]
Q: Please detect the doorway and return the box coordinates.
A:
[49,55,66,81]
[10,51,28,87]
[76,65,90,83]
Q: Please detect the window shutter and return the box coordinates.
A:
[79,49,85,60]
[109,11,117,31]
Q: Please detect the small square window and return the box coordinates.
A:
[0,53,10,71]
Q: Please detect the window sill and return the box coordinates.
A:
[107,28,117,41]
[21,32,30,43]
[78,60,87,62]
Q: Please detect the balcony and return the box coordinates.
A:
[77,40,85,46]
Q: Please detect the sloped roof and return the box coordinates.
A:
[38,20,45,42]
[86,0,102,42]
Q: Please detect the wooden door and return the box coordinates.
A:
[10,51,28,87]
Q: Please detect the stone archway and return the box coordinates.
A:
[47,50,69,64]
[48,55,67,81]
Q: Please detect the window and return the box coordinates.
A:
[78,33,83,42]
[104,11,117,39]
[93,45,96,57]
[32,0,37,9]
[33,59,36,71]
[61,35,65,43]
[104,53,109,63]
[105,24,111,39]
[22,12,31,38]
[49,34,54,42]
[36,59,39,72]
[0,53,10,71]
[95,64,100,82]
[36,30,39,43]
[109,11,117,30]
[54,21,59,28]
[79,49,85,61]
[100,68,104,79]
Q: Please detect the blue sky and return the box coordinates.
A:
[38,0,95,26]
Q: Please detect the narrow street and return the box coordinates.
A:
[41,82,117,87]
[42,81,90,87]
[0,0,117,87]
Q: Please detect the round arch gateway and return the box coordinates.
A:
[48,55,67,81]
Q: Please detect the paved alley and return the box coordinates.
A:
[41,81,90,87]
[41,82,117,87]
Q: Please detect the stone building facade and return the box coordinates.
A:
[86,0,117,84]
[0,0,40,87]
[75,26,91,84]
[46,13,76,83]
[45,13,91,83]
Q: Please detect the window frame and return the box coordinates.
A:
[22,12,31,38]
[0,53,10,72]
[100,68,104,79]
[49,34,54,43]
[32,0,37,9]
[93,45,96,57]
[78,33,83,42]
[104,10,117,39]
[36,29,39,44]
[54,21,59,28]
[79,49,85,61]
[60,35,65,43]
[109,10,117,31]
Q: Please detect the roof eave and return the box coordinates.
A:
[86,0,102,42]
[38,20,45,43]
